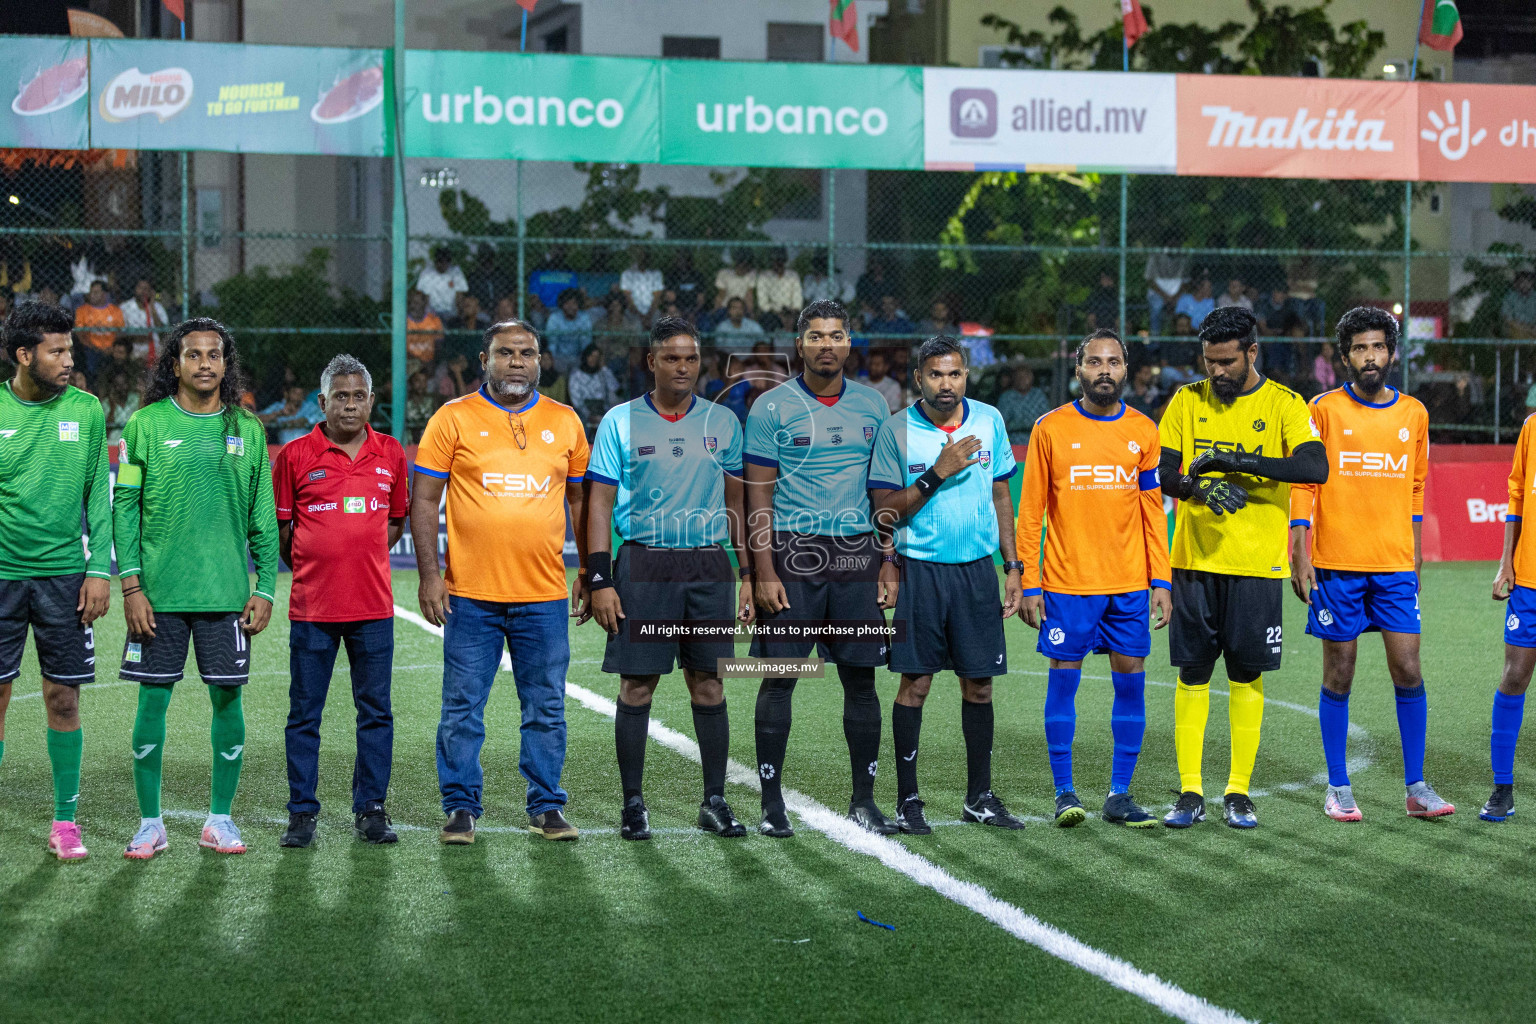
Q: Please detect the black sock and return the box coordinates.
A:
[754,679,795,810]
[961,699,994,803]
[839,665,881,802]
[692,700,729,801]
[892,702,923,802]
[615,699,651,801]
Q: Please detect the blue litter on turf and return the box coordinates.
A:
[858,911,895,931]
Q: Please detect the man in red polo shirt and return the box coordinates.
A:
[271,354,409,848]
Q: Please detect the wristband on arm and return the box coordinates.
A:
[914,468,943,497]
[587,551,615,591]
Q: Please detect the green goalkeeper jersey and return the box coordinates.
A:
[113,396,279,612]
[0,382,111,581]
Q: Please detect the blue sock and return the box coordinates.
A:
[1395,682,1428,786]
[1109,671,1145,795]
[1319,688,1351,787]
[1044,668,1081,793]
[1491,691,1526,786]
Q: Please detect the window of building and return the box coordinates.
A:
[767,22,823,62]
[662,36,721,59]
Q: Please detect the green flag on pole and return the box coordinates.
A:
[1419,0,1463,52]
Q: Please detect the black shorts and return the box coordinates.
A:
[749,532,888,668]
[0,575,96,686]
[121,611,252,686]
[889,557,1007,677]
[602,543,737,677]
[1169,569,1284,675]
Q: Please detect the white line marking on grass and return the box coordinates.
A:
[395,605,1256,1024]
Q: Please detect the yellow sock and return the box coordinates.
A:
[1226,676,1265,795]
[1173,679,1210,796]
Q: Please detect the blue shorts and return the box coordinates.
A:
[1306,569,1420,641]
[1504,585,1536,648]
[1036,590,1152,661]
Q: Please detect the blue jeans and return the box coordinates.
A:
[437,596,570,818]
[285,618,395,815]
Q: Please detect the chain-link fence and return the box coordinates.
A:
[5,150,1535,445]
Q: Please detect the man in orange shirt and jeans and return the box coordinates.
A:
[411,318,590,844]
[73,279,124,383]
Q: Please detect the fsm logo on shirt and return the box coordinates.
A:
[1068,464,1137,484]
[58,421,78,442]
[1338,451,1408,472]
[482,472,552,495]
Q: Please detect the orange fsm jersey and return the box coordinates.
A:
[1506,414,1536,588]
[1290,384,1427,573]
[1015,400,1171,595]
[415,387,589,604]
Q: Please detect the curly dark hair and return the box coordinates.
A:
[144,317,254,441]
[1334,305,1400,359]
[1198,305,1259,348]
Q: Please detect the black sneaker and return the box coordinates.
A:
[279,812,317,848]
[1163,791,1206,829]
[962,790,1027,830]
[895,796,932,835]
[440,808,476,845]
[758,804,794,838]
[354,803,398,844]
[1481,783,1515,822]
[620,796,651,840]
[698,795,747,837]
[1101,792,1157,828]
[1053,791,1087,828]
[1222,792,1258,829]
[848,797,898,835]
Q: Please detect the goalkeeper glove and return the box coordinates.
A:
[1190,447,1261,476]
[1186,475,1248,515]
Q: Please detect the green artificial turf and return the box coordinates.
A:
[0,563,1531,1022]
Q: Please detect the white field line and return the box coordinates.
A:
[395,604,1255,1024]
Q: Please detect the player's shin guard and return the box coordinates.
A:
[1491,690,1526,785]
[839,666,880,802]
[47,726,82,822]
[1173,678,1210,796]
[208,685,244,816]
[1109,672,1145,794]
[131,684,172,818]
[615,699,651,800]
[1044,668,1080,793]
[960,700,994,803]
[692,700,729,800]
[755,679,795,809]
[1395,682,1428,787]
[1319,688,1351,787]
[892,702,922,801]
[1226,676,1264,796]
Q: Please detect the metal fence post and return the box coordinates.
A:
[1118,173,1128,337]
[1402,180,1412,396]
[389,0,407,442]
[1495,344,1502,444]
[827,168,836,282]
[516,159,526,320]
[179,152,190,319]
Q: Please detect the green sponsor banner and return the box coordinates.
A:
[405,50,659,162]
[88,39,388,155]
[1,36,90,149]
[660,60,923,169]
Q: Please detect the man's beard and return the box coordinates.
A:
[25,365,66,398]
[489,375,533,401]
[1077,370,1125,406]
[1348,360,1388,393]
[1209,356,1250,403]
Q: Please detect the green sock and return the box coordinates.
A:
[47,726,83,822]
[208,685,244,816]
[0,738,6,768]
[132,684,173,818]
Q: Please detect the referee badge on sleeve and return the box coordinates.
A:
[864,426,875,441]
[704,436,717,452]
[978,450,992,467]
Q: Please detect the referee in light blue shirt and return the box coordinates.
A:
[585,317,755,841]
[869,335,1028,834]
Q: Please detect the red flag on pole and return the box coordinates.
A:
[830,0,859,54]
[161,0,185,20]
[1121,0,1148,48]
[1419,0,1463,52]
[516,0,538,12]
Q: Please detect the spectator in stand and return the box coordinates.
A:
[1144,243,1188,335]
[1175,274,1216,328]
[867,294,916,337]
[447,292,491,333]
[494,294,518,324]
[668,250,708,317]
[712,251,757,315]
[404,368,440,442]
[537,350,569,405]
[72,279,123,383]
[524,294,550,332]
[1125,363,1162,419]
[997,365,1051,445]
[68,369,91,394]
[415,246,468,316]
[406,289,444,368]
[922,300,959,338]
[887,345,913,404]
[1286,256,1322,332]
[593,293,643,373]
[98,336,143,398]
[1503,269,1536,340]
[120,276,168,364]
[712,296,765,343]
[802,249,853,305]
[1084,270,1118,331]
[99,371,141,445]
[1254,281,1293,334]
[855,258,893,315]
[619,247,664,319]
[261,382,323,445]
[568,343,620,436]
[433,350,483,400]
[863,347,904,415]
[1218,276,1254,312]
[755,248,803,332]
[1313,339,1338,393]
[545,287,596,374]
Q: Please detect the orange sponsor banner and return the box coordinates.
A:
[1419,83,1536,184]
[1176,74,1416,181]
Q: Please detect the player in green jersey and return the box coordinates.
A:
[115,318,279,859]
[0,302,111,861]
